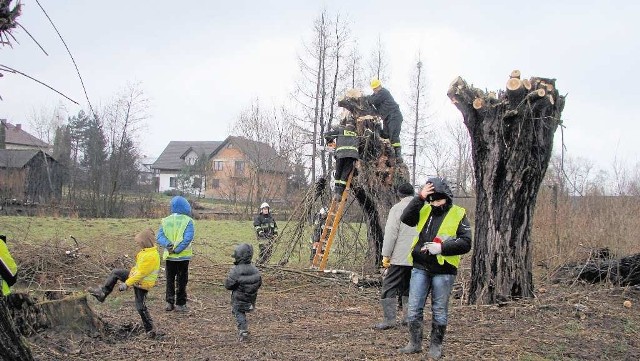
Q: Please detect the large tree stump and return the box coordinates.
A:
[447,71,565,304]
[338,92,409,269]
[6,292,104,336]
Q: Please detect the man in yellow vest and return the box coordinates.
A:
[157,196,194,312]
[398,177,472,359]
[0,234,18,297]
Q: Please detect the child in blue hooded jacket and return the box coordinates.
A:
[157,196,194,312]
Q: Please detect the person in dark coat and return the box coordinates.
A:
[398,177,472,359]
[367,78,404,162]
[324,120,359,201]
[254,202,278,265]
[224,243,262,342]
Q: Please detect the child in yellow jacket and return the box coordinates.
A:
[88,228,161,337]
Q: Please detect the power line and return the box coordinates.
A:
[35,0,93,115]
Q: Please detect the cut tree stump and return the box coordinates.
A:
[447,70,565,305]
[7,293,104,336]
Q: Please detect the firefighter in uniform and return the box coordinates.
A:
[254,202,278,264]
[367,78,404,162]
[324,120,359,201]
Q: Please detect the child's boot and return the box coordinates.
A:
[87,287,107,303]
[238,330,249,342]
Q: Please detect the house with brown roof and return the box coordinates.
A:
[206,136,292,203]
[151,141,222,194]
[0,119,51,151]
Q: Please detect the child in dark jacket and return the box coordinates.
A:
[224,243,262,341]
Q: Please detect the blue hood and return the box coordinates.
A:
[171,196,192,216]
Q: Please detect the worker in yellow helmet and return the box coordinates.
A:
[0,234,18,297]
[367,78,404,162]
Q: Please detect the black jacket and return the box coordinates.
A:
[324,125,359,159]
[401,189,472,275]
[368,87,401,121]
[225,244,262,310]
[253,213,277,239]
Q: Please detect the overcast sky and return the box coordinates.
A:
[3,0,638,171]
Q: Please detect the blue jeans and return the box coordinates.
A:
[406,268,455,325]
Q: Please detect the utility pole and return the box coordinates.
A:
[412,60,422,186]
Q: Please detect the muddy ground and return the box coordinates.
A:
[23,262,640,361]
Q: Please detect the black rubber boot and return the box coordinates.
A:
[374,298,397,330]
[401,296,409,326]
[398,320,423,354]
[87,287,107,303]
[394,147,403,163]
[428,323,447,359]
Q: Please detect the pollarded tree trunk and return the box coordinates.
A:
[447,71,565,304]
[0,297,34,361]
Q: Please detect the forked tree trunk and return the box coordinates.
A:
[447,72,565,304]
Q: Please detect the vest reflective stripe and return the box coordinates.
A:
[0,244,17,296]
[407,204,466,268]
[161,214,193,260]
[344,130,357,137]
[392,142,401,147]
[337,146,358,152]
[335,180,347,185]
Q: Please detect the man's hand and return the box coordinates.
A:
[424,242,442,255]
[258,230,265,237]
[419,183,435,200]
[118,283,128,292]
[166,244,174,254]
[382,256,391,268]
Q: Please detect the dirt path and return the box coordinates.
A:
[27,267,640,361]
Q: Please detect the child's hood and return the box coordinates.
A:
[232,243,253,265]
[171,196,192,215]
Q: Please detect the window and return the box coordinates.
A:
[235,161,245,174]
[192,177,202,189]
[211,179,220,189]
[213,161,224,171]
[169,177,177,188]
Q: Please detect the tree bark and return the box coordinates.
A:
[0,296,34,361]
[447,73,565,304]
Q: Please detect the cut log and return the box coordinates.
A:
[554,250,640,286]
[510,69,521,79]
[522,79,532,91]
[473,98,484,110]
[506,78,526,106]
[548,94,555,105]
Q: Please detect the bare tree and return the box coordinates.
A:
[344,40,364,89]
[405,53,430,185]
[368,35,389,83]
[27,102,67,146]
[102,83,148,216]
[447,121,474,196]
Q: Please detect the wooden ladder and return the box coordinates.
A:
[311,170,354,271]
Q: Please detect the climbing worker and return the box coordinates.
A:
[324,119,359,201]
[367,78,404,162]
[374,182,417,330]
[254,202,278,264]
[398,177,472,358]
[0,234,18,297]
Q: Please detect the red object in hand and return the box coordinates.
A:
[433,236,443,244]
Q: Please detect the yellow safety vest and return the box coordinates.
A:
[408,204,466,268]
[0,242,18,296]
[161,214,193,260]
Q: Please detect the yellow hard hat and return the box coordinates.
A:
[370,78,381,89]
